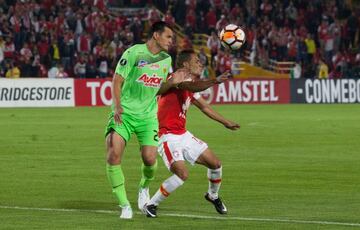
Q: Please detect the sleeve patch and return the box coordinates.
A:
[120,59,127,66]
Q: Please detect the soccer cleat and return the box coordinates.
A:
[144,204,157,218]
[138,187,150,211]
[204,193,228,214]
[119,205,133,219]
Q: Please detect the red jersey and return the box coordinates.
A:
[158,82,200,137]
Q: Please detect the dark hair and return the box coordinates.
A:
[176,49,196,69]
[148,21,173,39]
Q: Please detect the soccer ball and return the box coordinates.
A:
[219,24,246,50]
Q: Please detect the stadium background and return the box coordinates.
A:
[0,0,360,229]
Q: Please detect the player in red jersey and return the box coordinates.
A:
[143,50,240,217]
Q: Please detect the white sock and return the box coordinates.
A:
[148,174,184,206]
[207,166,222,199]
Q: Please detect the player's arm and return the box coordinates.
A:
[193,96,240,130]
[112,47,134,124]
[157,69,188,95]
[112,73,124,124]
[178,71,231,92]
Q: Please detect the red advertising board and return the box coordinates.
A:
[200,79,290,104]
[74,78,112,106]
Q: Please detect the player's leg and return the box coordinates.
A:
[144,161,187,217]
[144,134,187,217]
[196,149,227,214]
[105,131,132,218]
[135,119,159,210]
[105,113,133,219]
[137,145,157,210]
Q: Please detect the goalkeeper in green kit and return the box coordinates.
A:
[105,21,186,219]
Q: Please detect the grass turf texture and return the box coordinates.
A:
[0,105,359,229]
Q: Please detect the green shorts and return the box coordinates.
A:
[105,112,159,146]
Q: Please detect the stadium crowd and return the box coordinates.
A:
[153,0,360,78]
[0,0,146,78]
[0,0,359,79]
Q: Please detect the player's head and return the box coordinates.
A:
[176,49,203,76]
[149,21,174,52]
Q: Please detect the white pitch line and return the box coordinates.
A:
[1,205,360,227]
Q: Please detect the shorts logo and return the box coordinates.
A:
[137,74,163,87]
[173,151,180,158]
[138,60,148,67]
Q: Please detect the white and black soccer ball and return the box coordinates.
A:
[219,24,246,50]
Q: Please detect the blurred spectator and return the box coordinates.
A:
[205,8,217,33]
[219,52,232,75]
[317,59,329,79]
[98,53,109,78]
[50,39,60,63]
[147,5,161,27]
[215,15,228,31]
[48,63,59,78]
[86,54,97,78]
[74,56,87,78]
[181,35,193,50]
[198,48,208,67]
[347,10,358,48]
[5,60,20,78]
[285,1,298,29]
[287,36,297,62]
[3,36,15,59]
[184,22,194,39]
[20,42,33,63]
[77,32,91,54]
[186,9,197,31]
[351,53,360,78]
[20,58,33,78]
[59,29,75,72]
[37,34,50,67]
[330,19,342,53]
[260,0,273,16]
[290,62,302,79]
[56,64,69,78]
[304,33,316,64]
[297,37,307,64]
[197,11,207,34]
[207,31,221,67]
[163,9,175,26]
[0,35,4,66]
[230,3,242,20]
[277,27,288,61]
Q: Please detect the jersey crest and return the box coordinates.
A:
[137,60,148,67]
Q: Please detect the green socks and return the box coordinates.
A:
[139,161,158,188]
[106,164,129,207]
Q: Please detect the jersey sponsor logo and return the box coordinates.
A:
[179,96,191,119]
[136,74,163,87]
[137,60,148,67]
[149,63,160,70]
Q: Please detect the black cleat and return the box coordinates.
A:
[204,193,228,214]
[144,204,158,218]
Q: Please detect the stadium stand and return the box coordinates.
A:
[0,0,359,79]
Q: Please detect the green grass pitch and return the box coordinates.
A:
[0,105,359,229]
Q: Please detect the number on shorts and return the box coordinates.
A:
[153,130,159,142]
